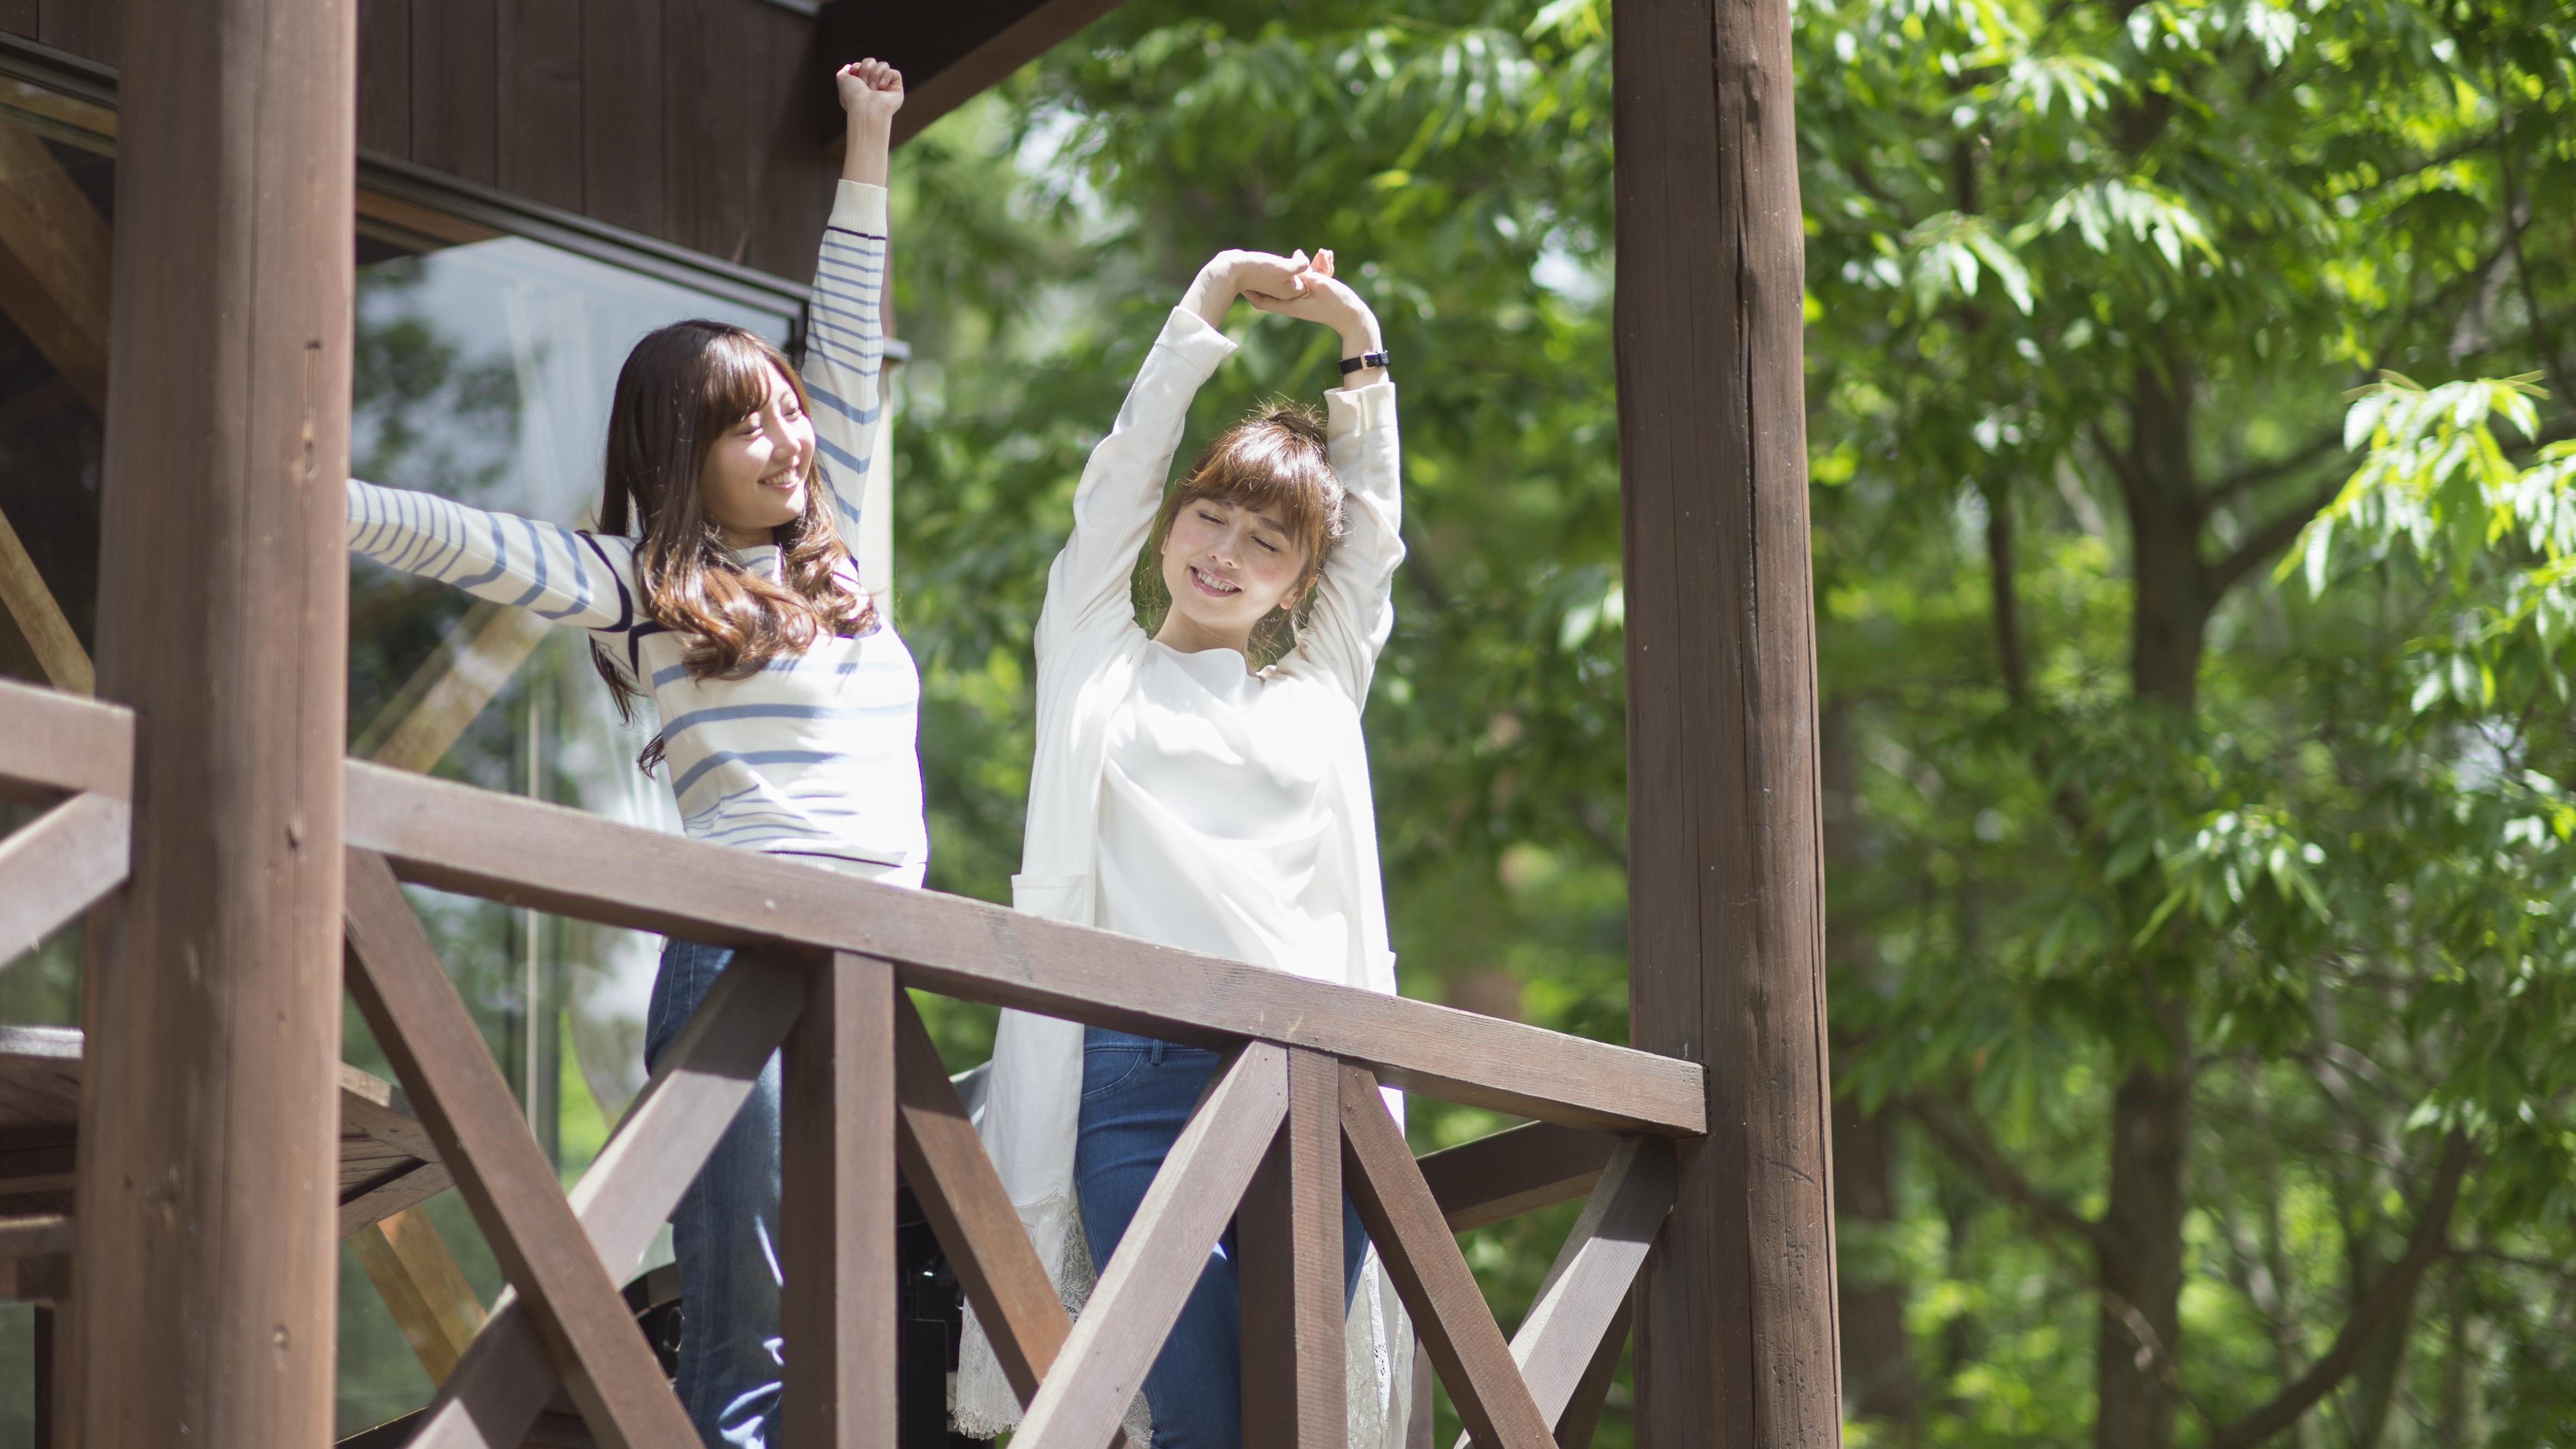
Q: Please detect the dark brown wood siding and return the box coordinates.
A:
[1,0,840,283]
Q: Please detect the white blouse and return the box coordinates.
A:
[1097,643,1357,984]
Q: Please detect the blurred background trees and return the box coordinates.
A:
[882,0,2575,1442]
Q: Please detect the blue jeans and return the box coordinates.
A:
[646,939,784,1449]
[1074,1027,1371,1449]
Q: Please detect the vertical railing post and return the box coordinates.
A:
[74,0,357,1441]
[781,950,899,1445]
[1613,0,1843,1437]
[1240,1046,1348,1449]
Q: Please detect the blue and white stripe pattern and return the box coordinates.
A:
[347,180,925,876]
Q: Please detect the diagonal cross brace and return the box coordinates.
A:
[344,847,724,1449]
[0,791,126,965]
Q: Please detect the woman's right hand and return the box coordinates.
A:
[1180,249,1310,330]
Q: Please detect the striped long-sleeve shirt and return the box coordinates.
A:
[347,181,926,880]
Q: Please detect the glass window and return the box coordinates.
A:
[0,80,836,1435]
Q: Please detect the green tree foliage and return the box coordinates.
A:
[884,0,2574,1442]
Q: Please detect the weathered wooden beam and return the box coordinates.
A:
[0,792,124,964]
[344,761,1705,1136]
[1240,1046,1347,1449]
[1417,1120,1620,1233]
[0,124,111,413]
[346,1206,485,1379]
[1338,1064,1553,1449]
[1613,0,1842,1434]
[890,0,1129,144]
[1482,1138,1674,1439]
[344,848,697,1449]
[0,504,89,695]
[780,951,898,1447]
[1013,1043,1290,1449]
[71,0,357,1438]
[0,678,127,802]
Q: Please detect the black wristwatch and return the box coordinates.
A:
[1339,350,1392,376]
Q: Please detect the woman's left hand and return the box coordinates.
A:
[1246,249,1381,356]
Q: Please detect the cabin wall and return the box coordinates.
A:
[2,0,843,281]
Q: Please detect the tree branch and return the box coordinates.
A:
[2207,1130,2474,1449]
[1984,481,2028,706]
[1906,1097,2114,1257]
[2206,475,2346,599]
[2199,429,2346,512]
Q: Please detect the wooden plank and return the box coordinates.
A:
[1337,1063,1552,1449]
[1554,1295,1629,1449]
[0,1212,70,1300]
[0,123,109,413]
[496,0,582,210]
[72,0,351,1440]
[345,762,1706,1136]
[660,0,754,259]
[1612,0,1838,1436]
[0,678,126,800]
[339,1161,457,1238]
[343,848,696,1449]
[742,0,829,280]
[892,0,1126,144]
[781,952,897,1448]
[0,792,125,964]
[1013,1043,1290,1449]
[0,1136,71,1195]
[580,0,664,234]
[35,0,113,68]
[1418,1121,1619,1233]
[350,1207,487,1379]
[0,0,33,40]
[1239,1046,1344,1449]
[1483,1139,1673,1434]
[357,0,413,155]
[411,0,498,184]
[889,989,1073,1405]
[410,943,806,1448]
[0,503,89,695]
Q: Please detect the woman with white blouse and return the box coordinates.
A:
[957,249,1411,1448]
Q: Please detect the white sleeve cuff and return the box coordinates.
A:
[1156,305,1241,373]
[1324,377,1397,437]
[828,180,889,237]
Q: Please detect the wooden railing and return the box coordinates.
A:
[0,676,1705,1449]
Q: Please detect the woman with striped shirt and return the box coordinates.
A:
[346,58,912,1449]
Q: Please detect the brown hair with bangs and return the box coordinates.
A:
[590,320,874,743]
[1140,400,1346,661]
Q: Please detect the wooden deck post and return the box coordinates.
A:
[72,0,357,1441]
[1612,0,1843,1440]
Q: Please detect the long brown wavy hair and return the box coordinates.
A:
[590,321,875,749]
[1136,400,1346,662]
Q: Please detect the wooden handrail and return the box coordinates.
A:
[0,677,1704,1135]
[348,762,1703,1136]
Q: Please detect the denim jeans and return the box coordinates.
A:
[646,938,785,1449]
[1074,1027,1372,1449]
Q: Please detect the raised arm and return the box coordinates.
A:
[1035,250,1313,651]
[800,60,902,549]
[1250,260,1402,700]
[347,478,635,632]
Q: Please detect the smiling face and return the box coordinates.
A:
[1157,493,1314,652]
[697,362,818,549]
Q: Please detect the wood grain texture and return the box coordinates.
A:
[351,1208,487,1379]
[345,761,1705,1135]
[1239,1046,1345,1449]
[890,989,1070,1405]
[0,123,110,413]
[338,1162,458,1237]
[1338,1063,1552,1449]
[580,0,665,235]
[743,0,830,282]
[357,0,412,154]
[1555,1295,1629,1449]
[1491,1139,1673,1433]
[413,943,806,1449]
[0,679,127,801]
[1612,0,1840,1440]
[497,0,582,209]
[1418,1121,1620,1233]
[780,951,897,1448]
[411,0,498,183]
[1013,1043,1289,1449]
[0,500,90,695]
[35,0,113,70]
[0,0,33,40]
[0,791,124,964]
[344,848,696,1449]
[72,0,351,1440]
[0,1212,70,1300]
[891,0,1127,143]
[661,0,753,259]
